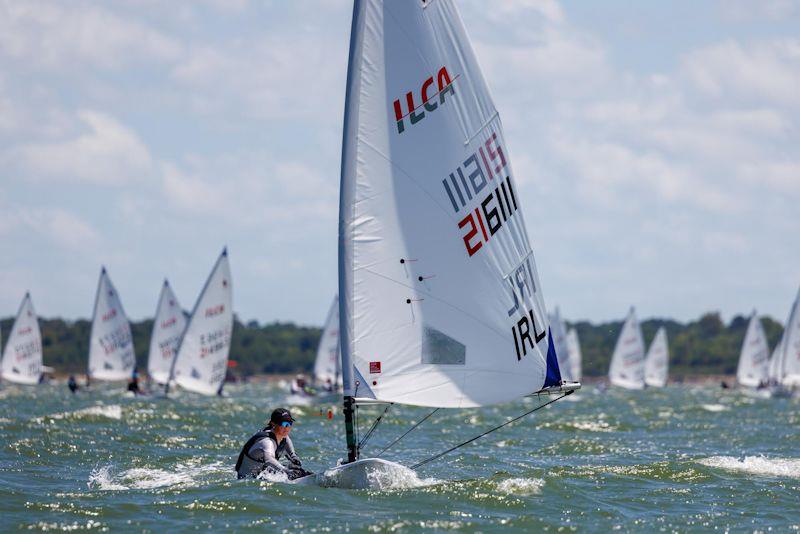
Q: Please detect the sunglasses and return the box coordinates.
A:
[280,421,293,428]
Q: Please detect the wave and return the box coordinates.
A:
[700,403,729,412]
[698,456,800,478]
[496,477,545,495]
[34,404,122,423]
[88,461,225,491]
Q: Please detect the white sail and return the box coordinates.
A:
[644,327,668,387]
[338,0,561,408]
[1,293,43,385]
[147,280,187,385]
[768,336,783,383]
[549,307,571,381]
[88,268,136,381]
[736,311,769,388]
[169,249,233,395]
[566,328,582,383]
[608,307,646,389]
[314,296,342,387]
[778,287,800,387]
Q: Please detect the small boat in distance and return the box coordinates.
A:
[608,307,646,389]
[313,295,342,393]
[735,311,769,390]
[167,248,233,396]
[549,307,572,382]
[566,328,582,383]
[644,327,669,387]
[147,280,186,385]
[0,292,43,385]
[88,268,136,382]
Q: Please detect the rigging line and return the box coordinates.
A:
[358,403,393,450]
[410,391,572,471]
[376,408,440,457]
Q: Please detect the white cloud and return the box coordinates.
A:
[12,110,153,185]
[0,206,99,251]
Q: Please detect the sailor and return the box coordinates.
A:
[127,368,142,395]
[235,408,312,480]
[68,375,79,394]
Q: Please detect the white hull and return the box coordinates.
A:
[293,458,414,490]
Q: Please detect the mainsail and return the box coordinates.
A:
[549,308,571,382]
[566,328,582,383]
[168,249,233,395]
[644,327,668,387]
[147,280,187,385]
[608,307,646,389]
[736,311,769,388]
[338,0,562,414]
[778,287,800,387]
[88,268,136,381]
[314,295,342,387]
[767,336,783,384]
[1,293,43,385]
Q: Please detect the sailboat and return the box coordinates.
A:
[608,307,646,389]
[305,0,578,488]
[0,293,43,385]
[147,280,187,385]
[167,248,233,396]
[566,328,582,383]
[313,295,342,391]
[735,311,769,389]
[88,268,136,382]
[643,327,668,387]
[774,287,800,393]
[549,307,571,381]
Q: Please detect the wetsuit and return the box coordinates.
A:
[235,428,308,479]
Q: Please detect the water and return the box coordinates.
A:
[1,383,798,531]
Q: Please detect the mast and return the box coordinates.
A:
[339,0,365,464]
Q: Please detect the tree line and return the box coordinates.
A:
[0,312,783,377]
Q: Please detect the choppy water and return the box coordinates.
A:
[1,382,798,531]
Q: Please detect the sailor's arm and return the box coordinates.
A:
[260,439,290,473]
[283,436,302,466]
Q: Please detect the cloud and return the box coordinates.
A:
[11,110,153,185]
[0,206,99,251]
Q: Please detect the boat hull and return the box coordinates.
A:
[292,458,411,490]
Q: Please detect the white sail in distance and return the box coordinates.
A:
[1,293,43,385]
[88,268,136,381]
[169,249,233,396]
[644,327,668,387]
[338,0,563,408]
[768,336,783,383]
[736,311,769,388]
[608,308,646,389]
[549,307,571,381]
[566,328,582,383]
[147,280,187,385]
[778,287,800,387]
[314,296,342,387]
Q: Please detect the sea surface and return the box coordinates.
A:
[1,381,798,531]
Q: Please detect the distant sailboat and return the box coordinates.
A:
[147,280,186,385]
[167,248,233,396]
[311,0,578,488]
[566,328,582,383]
[313,295,342,389]
[1,293,43,385]
[88,268,136,382]
[776,287,800,389]
[549,307,571,381]
[735,311,769,389]
[608,307,646,389]
[644,327,668,387]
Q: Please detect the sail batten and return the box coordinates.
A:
[1,293,43,385]
[88,268,135,381]
[169,249,233,396]
[339,0,554,409]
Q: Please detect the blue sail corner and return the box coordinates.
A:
[543,326,563,387]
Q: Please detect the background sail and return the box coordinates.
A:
[88,268,136,381]
[339,0,554,408]
[147,280,187,385]
[170,249,233,395]
[549,307,571,381]
[735,312,769,388]
[768,337,783,383]
[644,327,669,387]
[1,293,43,385]
[608,307,646,389]
[566,328,582,383]
[779,288,800,386]
[314,296,342,387]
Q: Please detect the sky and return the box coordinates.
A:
[0,0,798,326]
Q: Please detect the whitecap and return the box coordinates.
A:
[701,403,729,412]
[496,477,545,495]
[34,404,122,423]
[698,455,800,478]
[89,461,225,490]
